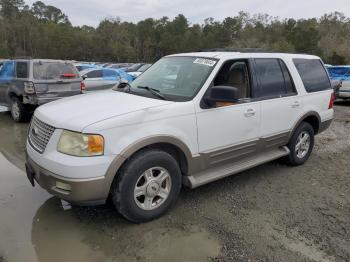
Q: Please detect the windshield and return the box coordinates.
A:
[33,62,79,80]
[138,64,151,72]
[129,57,217,101]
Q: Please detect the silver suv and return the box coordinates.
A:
[0,59,82,122]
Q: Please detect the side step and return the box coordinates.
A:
[0,106,9,112]
[184,146,290,189]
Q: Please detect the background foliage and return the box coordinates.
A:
[1,0,350,64]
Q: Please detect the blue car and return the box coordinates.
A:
[326,65,350,99]
[80,67,134,92]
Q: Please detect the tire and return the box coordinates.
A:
[111,149,182,223]
[285,122,315,166]
[10,96,30,122]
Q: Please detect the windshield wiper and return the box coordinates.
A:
[137,86,166,100]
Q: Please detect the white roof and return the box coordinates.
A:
[168,51,320,60]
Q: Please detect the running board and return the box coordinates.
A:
[184,146,290,189]
[0,106,9,112]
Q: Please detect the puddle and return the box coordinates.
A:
[0,113,221,262]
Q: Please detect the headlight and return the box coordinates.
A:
[57,130,104,156]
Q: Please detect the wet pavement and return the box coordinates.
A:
[0,111,220,262]
[0,103,349,262]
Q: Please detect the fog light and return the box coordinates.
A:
[56,181,71,191]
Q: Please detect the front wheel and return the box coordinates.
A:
[111,149,182,223]
[285,122,315,166]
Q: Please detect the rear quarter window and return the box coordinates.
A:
[293,59,331,93]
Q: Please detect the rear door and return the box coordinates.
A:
[32,61,81,102]
[255,58,301,148]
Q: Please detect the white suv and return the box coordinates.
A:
[26,52,334,222]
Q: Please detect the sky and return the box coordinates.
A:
[25,0,350,27]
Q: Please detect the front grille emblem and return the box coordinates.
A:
[32,126,39,137]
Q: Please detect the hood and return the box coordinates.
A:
[35,91,173,132]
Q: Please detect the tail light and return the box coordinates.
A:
[61,74,78,78]
[24,81,35,94]
[328,92,335,109]
[80,81,86,93]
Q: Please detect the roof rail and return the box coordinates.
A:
[10,56,33,60]
[198,48,269,53]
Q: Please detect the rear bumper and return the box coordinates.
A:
[338,90,350,98]
[23,92,81,105]
[26,155,110,206]
[319,119,333,134]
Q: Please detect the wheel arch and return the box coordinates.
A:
[289,111,321,140]
[105,136,193,192]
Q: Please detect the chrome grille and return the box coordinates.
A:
[28,117,55,153]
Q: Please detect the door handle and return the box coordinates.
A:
[291,101,301,108]
[244,108,256,117]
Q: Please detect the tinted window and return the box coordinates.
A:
[16,62,28,78]
[103,70,118,78]
[33,62,78,80]
[293,59,331,92]
[279,60,296,94]
[255,59,285,97]
[86,70,103,78]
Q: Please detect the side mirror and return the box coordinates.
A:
[82,75,87,80]
[205,86,240,106]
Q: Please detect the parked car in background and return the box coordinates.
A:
[128,63,152,78]
[107,63,133,69]
[124,63,145,72]
[26,51,333,223]
[0,59,82,122]
[326,65,350,99]
[80,68,133,92]
[74,63,96,72]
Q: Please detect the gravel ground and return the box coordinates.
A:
[0,103,349,262]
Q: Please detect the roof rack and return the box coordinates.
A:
[198,48,269,53]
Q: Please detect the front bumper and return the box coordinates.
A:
[26,155,111,206]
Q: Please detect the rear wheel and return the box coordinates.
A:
[111,149,182,223]
[10,96,30,122]
[285,122,315,166]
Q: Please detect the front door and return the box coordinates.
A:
[196,59,261,167]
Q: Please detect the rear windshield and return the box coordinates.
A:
[293,59,331,93]
[33,62,79,80]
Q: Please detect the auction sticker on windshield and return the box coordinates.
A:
[193,58,217,67]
